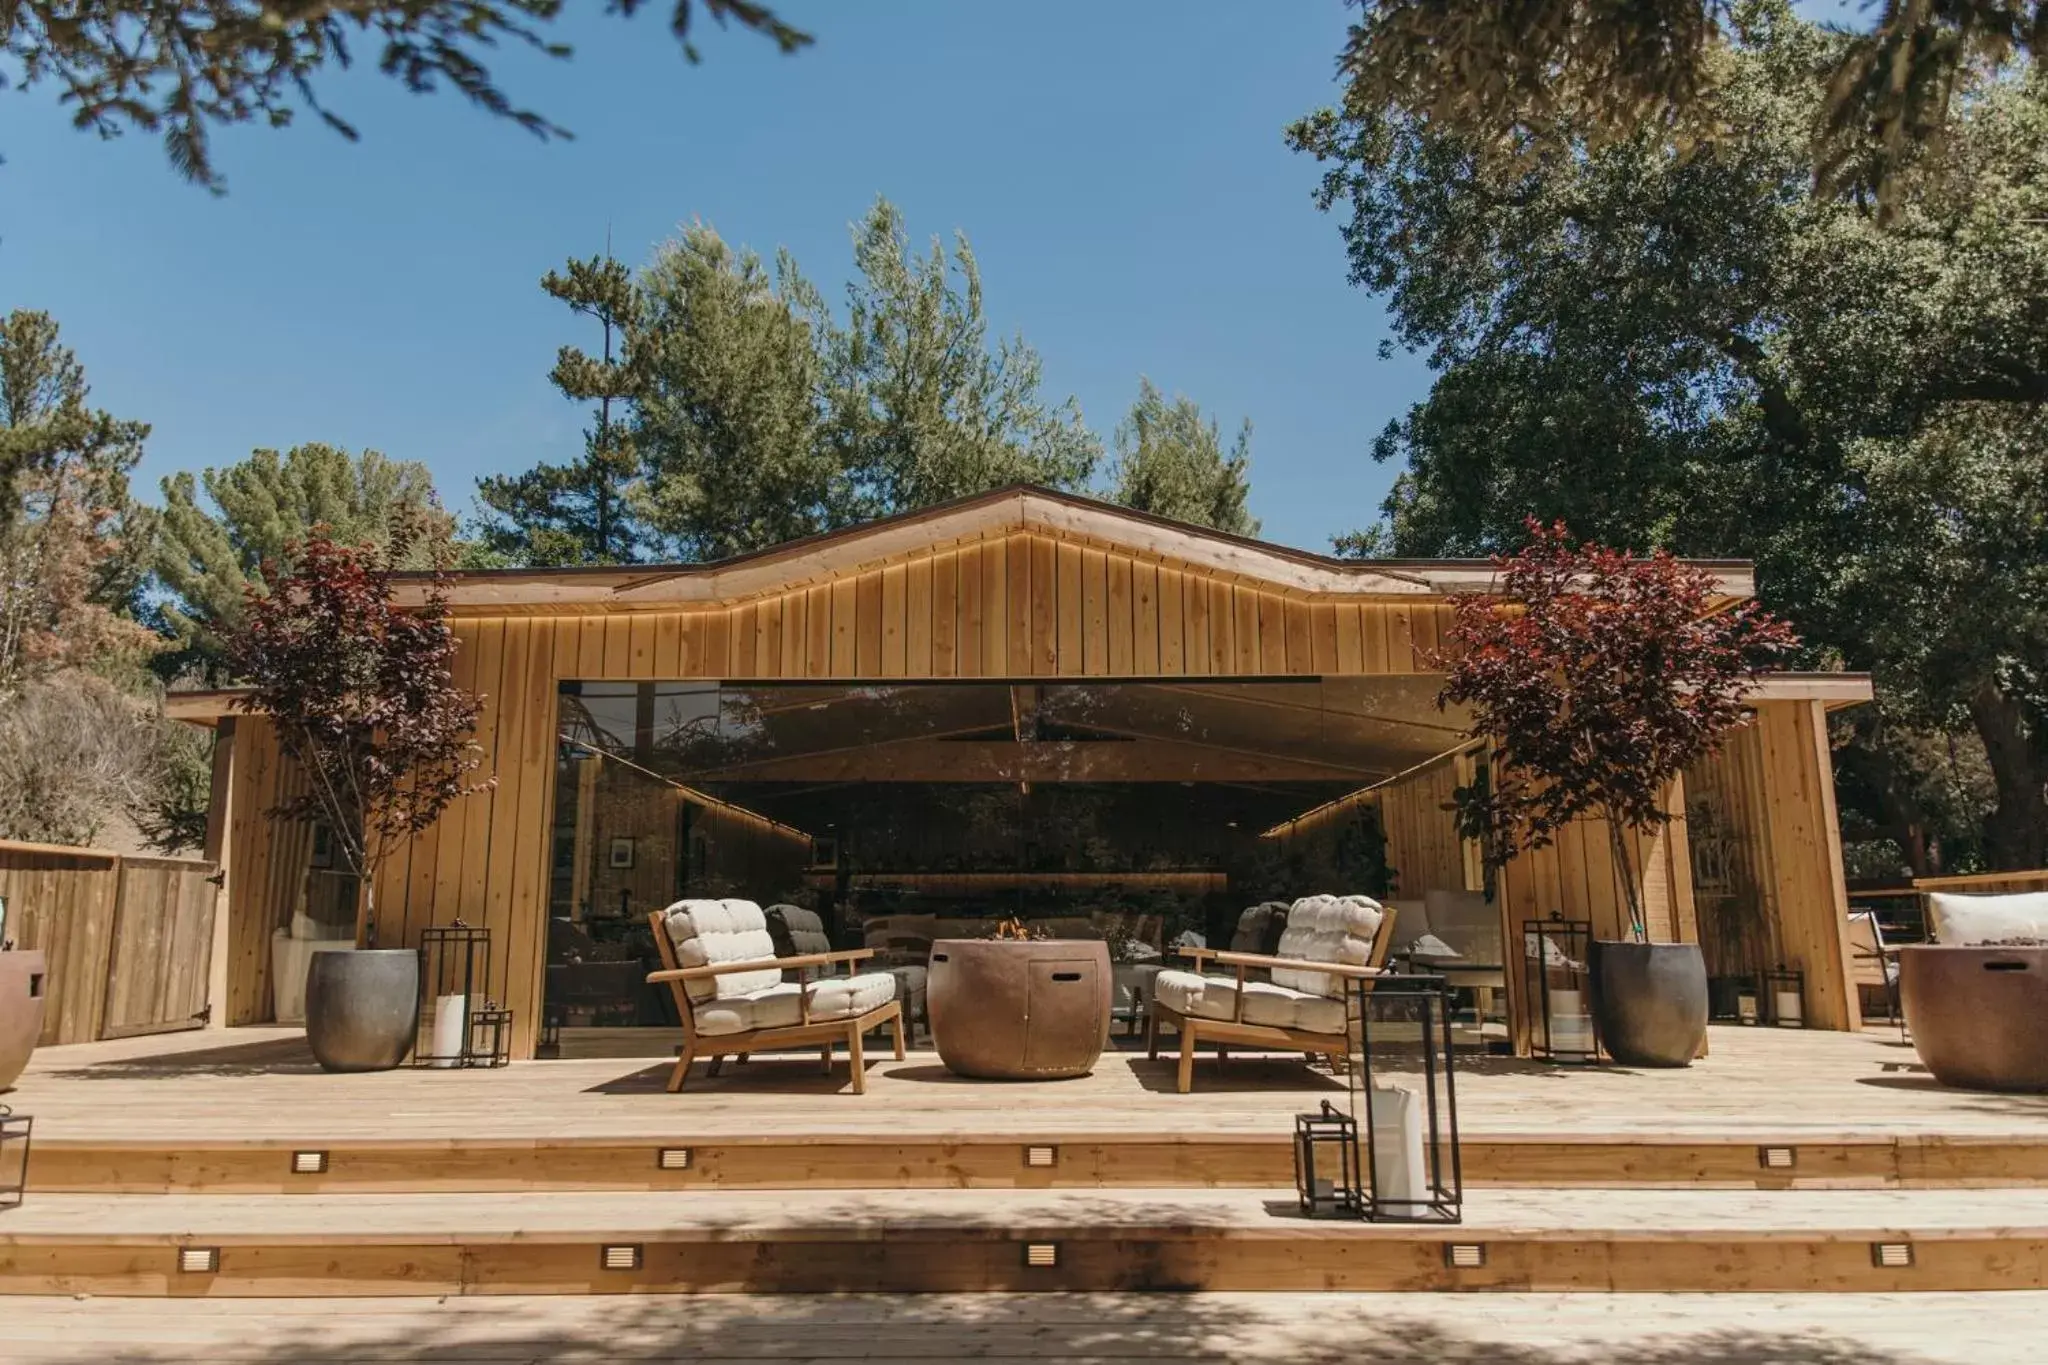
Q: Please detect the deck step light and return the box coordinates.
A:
[601,1245,644,1271]
[290,1151,329,1175]
[177,1247,219,1274]
[1023,1242,1059,1268]
[1757,1146,1796,1171]
[1871,1242,1914,1269]
[1024,1145,1058,1169]
[657,1148,693,1171]
[1443,1243,1487,1269]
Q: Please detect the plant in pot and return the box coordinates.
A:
[227,527,488,1072]
[1437,519,1796,1067]
[0,895,48,1093]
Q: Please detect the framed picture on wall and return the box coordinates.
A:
[810,836,838,871]
[609,837,635,870]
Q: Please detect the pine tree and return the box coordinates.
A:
[475,255,649,566]
[633,225,843,561]
[820,198,1101,519]
[1107,378,1258,535]
[153,443,454,676]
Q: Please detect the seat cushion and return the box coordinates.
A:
[662,898,780,1003]
[1272,894,1384,998]
[767,904,833,957]
[1238,981,1347,1034]
[1928,891,2048,946]
[693,982,803,1036]
[1152,969,1239,1021]
[805,971,897,1021]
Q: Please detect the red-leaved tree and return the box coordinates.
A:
[228,529,490,943]
[1438,520,1798,941]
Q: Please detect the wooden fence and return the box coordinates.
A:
[0,840,220,1046]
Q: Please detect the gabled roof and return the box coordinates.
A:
[391,483,1755,612]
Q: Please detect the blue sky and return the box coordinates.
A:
[1,1,1428,554]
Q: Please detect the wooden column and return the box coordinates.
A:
[1750,700,1862,1032]
[202,718,238,1030]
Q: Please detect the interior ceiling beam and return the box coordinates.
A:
[680,738,1390,785]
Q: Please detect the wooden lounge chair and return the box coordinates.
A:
[1846,909,1902,1031]
[1147,895,1397,1093]
[646,899,904,1094]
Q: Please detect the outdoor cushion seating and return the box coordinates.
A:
[1148,893,1397,1092]
[1926,891,2048,946]
[646,898,903,1093]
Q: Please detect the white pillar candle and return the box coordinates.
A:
[1774,990,1803,1027]
[1737,992,1758,1024]
[1367,1085,1431,1210]
[1547,988,1592,1052]
[431,993,466,1068]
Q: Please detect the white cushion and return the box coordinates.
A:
[805,971,897,1021]
[1272,893,1384,998]
[694,982,803,1036]
[1928,891,2048,946]
[662,898,780,1003]
[768,904,834,957]
[1153,968,1239,1021]
[1238,981,1348,1033]
[1409,933,1464,962]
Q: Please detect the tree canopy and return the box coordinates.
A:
[1291,2,2048,872]
[4,0,810,191]
[1324,0,2048,217]
[1107,378,1257,536]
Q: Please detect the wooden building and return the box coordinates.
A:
[171,486,1872,1059]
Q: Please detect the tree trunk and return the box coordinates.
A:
[1967,679,2048,870]
[1606,809,1646,942]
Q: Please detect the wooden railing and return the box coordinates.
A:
[0,839,220,1046]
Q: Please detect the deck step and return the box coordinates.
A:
[29,1132,2048,1193]
[4,1187,2045,1295]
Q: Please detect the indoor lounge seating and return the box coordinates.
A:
[1147,894,1397,1093]
[647,899,904,1094]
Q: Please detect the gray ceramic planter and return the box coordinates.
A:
[1591,940,1708,1068]
[0,950,47,1092]
[305,949,419,1073]
[1900,945,2048,1093]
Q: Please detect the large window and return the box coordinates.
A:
[542,678,1468,1038]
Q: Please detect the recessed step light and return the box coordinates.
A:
[601,1244,644,1271]
[1871,1242,1914,1269]
[1443,1243,1486,1269]
[657,1148,692,1170]
[290,1151,329,1175]
[1023,1242,1059,1268]
[1024,1145,1058,1169]
[177,1247,219,1274]
[1757,1146,1796,1171]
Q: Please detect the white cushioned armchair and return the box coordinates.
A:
[647,898,902,1093]
[1148,894,1396,1093]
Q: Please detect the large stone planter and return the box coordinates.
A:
[1591,940,1708,1068]
[1900,945,2048,1093]
[0,950,47,1092]
[305,949,420,1073]
[927,939,1110,1080]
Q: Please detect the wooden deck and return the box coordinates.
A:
[5,1291,2045,1363]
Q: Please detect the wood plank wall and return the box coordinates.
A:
[1377,759,1470,900]
[212,528,1855,1053]
[0,841,218,1046]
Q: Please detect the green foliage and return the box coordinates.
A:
[476,255,650,566]
[3,0,811,191]
[1292,6,2048,870]
[0,310,157,697]
[632,226,840,561]
[154,443,455,676]
[820,199,1102,519]
[1107,378,1257,535]
[1324,0,2048,218]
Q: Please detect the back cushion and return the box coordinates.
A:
[1927,891,2048,946]
[1230,902,1290,955]
[1273,894,1385,999]
[767,904,833,957]
[662,898,779,1002]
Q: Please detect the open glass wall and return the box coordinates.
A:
[541,678,1471,1043]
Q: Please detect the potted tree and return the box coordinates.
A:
[228,528,488,1071]
[1439,520,1795,1067]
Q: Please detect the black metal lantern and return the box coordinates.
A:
[1293,1101,1362,1218]
[1764,966,1806,1028]
[0,1104,31,1211]
[415,923,494,1068]
[1345,973,1462,1223]
[1522,915,1599,1063]
[467,1004,513,1067]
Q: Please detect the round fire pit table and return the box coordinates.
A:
[927,938,1111,1080]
